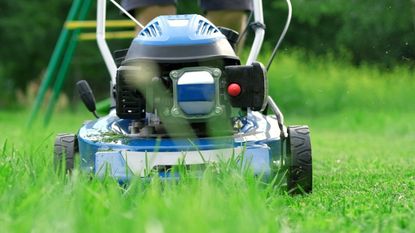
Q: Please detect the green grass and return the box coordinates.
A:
[1,54,414,232]
[266,52,415,115]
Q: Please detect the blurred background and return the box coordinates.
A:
[0,0,414,113]
[1,2,415,231]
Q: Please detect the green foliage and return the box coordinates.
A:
[0,1,71,90]
[264,0,415,66]
[0,68,14,106]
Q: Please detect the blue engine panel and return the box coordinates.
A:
[123,14,239,62]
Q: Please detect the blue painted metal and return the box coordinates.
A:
[95,151,133,179]
[177,84,215,102]
[77,110,283,181]
[133,14,224,46]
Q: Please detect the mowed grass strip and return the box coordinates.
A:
[0,54,414,232]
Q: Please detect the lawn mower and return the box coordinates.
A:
[54,0,312,194]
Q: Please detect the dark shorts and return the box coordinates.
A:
[121,0,252,12]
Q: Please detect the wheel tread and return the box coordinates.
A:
[286,125,313,195]
[54,133,78,173]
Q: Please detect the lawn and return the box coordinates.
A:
[0,54,414,232]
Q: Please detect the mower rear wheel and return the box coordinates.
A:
[286,126,312,194]
[54,133,78,173]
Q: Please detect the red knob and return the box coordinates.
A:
[227,83,241,97]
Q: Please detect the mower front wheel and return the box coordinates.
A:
[286,126,312,194]
[54,133,78,173]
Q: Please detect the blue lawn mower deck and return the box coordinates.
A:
[54,1,312,194]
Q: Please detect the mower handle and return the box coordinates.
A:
[96,0,266,83]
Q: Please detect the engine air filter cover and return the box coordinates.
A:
[169,67,224,120]
[177,71,215,115]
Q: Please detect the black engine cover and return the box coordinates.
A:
[225,62,268,111]
[115,69,146,120]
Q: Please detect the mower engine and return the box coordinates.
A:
[115,15,267,136]
[55,0,313,194]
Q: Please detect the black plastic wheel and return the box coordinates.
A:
[54,133,78,173]
[286,126,312,194]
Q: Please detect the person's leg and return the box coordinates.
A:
[135,5,176,26]
[121,0,176,27]
[201,0,252,33]
[205,11,247,33]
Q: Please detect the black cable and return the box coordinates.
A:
[235,12,253,49]
[93,111,100,119]
[266,0,292,71]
